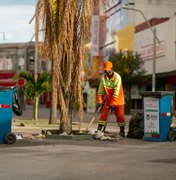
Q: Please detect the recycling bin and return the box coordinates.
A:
[0,87,16,144]
[140,91,174,141]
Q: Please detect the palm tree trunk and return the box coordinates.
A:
[35,0,93,132]
[59,94,72,134]
[34,97,39,120]
[49,75,58,124]
[49,56,57,124]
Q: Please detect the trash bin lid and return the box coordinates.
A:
[139,91,174,97]
[0,86,16,91]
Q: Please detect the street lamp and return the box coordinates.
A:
[121,6,160,92]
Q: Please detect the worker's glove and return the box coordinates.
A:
[109,106,114,111]
[98,103,103,109]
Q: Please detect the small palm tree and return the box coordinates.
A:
[15,70,51,120]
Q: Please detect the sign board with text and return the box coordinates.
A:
[144,97,159,138]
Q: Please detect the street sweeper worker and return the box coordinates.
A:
[95,60,125,139]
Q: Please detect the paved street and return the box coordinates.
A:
[0,104,175,180]
[0,138,176,180]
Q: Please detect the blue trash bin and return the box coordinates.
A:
[0,87,16,144]
[140,91,174,142]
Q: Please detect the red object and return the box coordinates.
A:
[135,18,169,33]
[18,79,24,86]
[161,112,170,116]
[0,72,24,87]
[0,72,15,79]
[162,112,167,116]
[0,104,11,108]
[44,93,51,108]
[152,134,159,138]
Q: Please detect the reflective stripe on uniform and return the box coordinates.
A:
[98,120,106,126]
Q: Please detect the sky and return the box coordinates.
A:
[0,0,36,44]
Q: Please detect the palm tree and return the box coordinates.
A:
[15,70,51,120]
[35,0,93,134]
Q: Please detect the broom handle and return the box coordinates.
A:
[86,106,101,131]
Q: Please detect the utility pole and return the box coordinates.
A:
[34,39,38,82]
[29,9,38,82]
[152,27,156,92]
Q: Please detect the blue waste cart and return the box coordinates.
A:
[140,91,174,141]
[0,87,16,144]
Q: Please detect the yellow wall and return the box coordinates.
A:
[83,47,100,80]
[117,24,134,51]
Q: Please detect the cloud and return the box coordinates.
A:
[0,4,36,43]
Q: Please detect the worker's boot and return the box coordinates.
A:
[95,125,104,139]
[119,126,125,137]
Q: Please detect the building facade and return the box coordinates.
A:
[127,0,176,110]
[88,0,176,111]
[0,42,43,86]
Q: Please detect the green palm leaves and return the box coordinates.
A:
[15,70,51,120]
[16,70,51,99]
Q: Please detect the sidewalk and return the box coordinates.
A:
[12,104,132,136]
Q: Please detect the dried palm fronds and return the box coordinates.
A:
[35,0,93,134]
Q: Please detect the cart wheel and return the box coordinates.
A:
[5,132,16,144]
[168,131,175,142]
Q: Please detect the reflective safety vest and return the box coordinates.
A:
[97,72,124,106]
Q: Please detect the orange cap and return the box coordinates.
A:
[104,61,113,70]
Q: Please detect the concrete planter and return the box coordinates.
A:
[44,129,94,140]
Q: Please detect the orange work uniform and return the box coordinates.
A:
[97,71,125,127]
